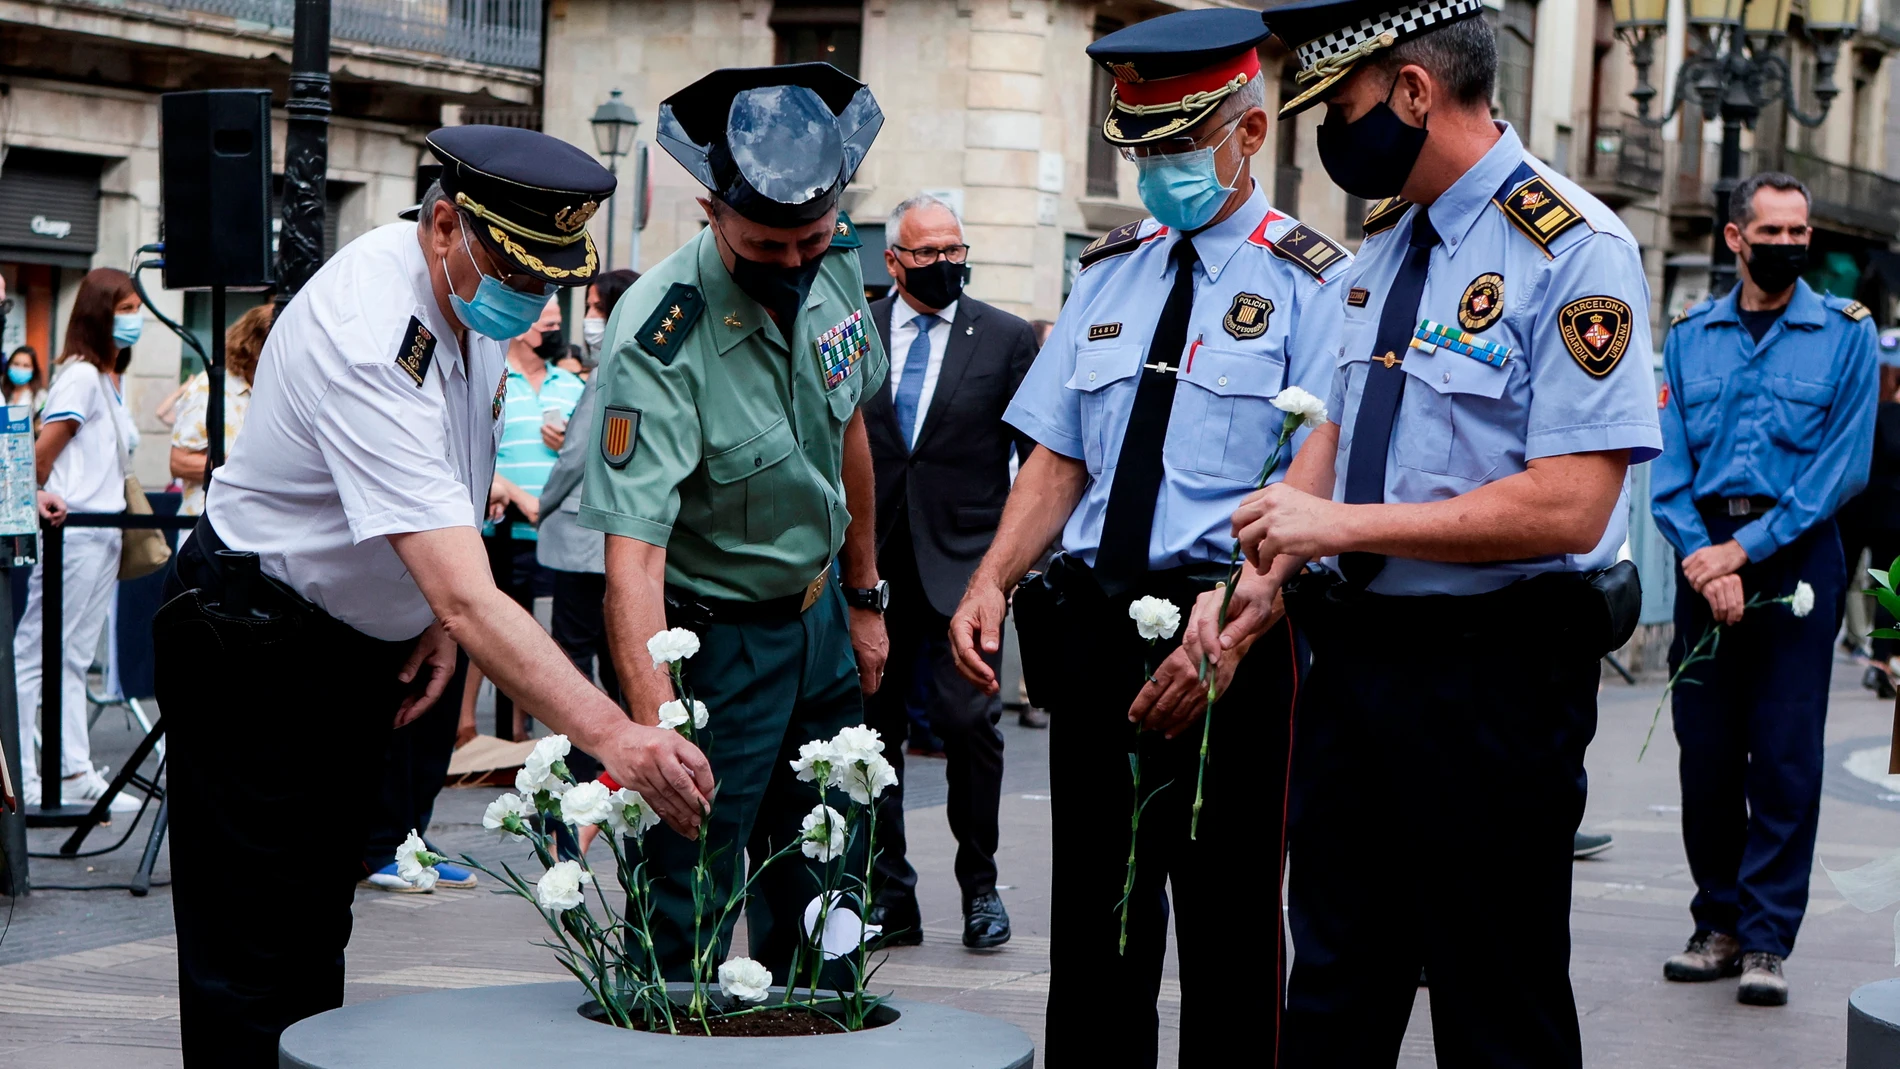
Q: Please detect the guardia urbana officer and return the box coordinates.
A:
[1650,172,1876,1008]
[1199,2,1663,1064]
[947,10,1348,1065]
[577,64,891,981]
[151,126,714,1067]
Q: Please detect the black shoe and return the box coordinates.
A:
[963,890,1011,949]
[868,901,923,948]
[1018,707,1050,729]
[1573,831,1613,858]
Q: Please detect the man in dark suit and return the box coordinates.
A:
[864,192,1039,949]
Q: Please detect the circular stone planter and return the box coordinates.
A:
[1849,978,1900,1069]
[279,981,1036,1069]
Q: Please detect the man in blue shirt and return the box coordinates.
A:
[948,10,1348,1065]
[1650,171,1876,1007]
[1201,2,1662,1064]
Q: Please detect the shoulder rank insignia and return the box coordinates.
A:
[395,316,436,387]
[1498,173,1589,254]
[1842,300,1871,322]
[1458,273,1505,332]
[1557,296,1633,378]
[1671,307,1692,327]
[636,283,704,365]
[829,211,863,252]
[1078,221,1146,269]
[1361,196,1410,237]
[600,405,640,468]
[1223,293,1273,339]
[1269,223,1347,282]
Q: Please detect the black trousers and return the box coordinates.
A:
[1671,516,1842,958]
[549,568,617,784]
[1025,557,1300,1069]
[866,534,1004,907]
[156,525,420,1067]
[1281,572,1598,1069]
[482,532,550,734]
[363,651,469,872]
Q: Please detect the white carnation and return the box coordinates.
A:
[559,780,615,826]
[1128,596,1182,642]
[605,788,662,840]
[717,957,773,1002]
[647,628,702,668]
[535,859,593,912]
[829,724,885,766]
[1790,581,1815,618]
[394,830,440,891]
[519,734,572,791]
[1271,385,1328,427]
[800,804,848,863]
[836,753,898,805]
[657,699,709,732]
[482,793,531,841]
[789,738,837,785]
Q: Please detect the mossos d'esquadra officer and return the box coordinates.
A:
[577,64,891,985]
[948,10,1348,1066]
[1199,1,1663,1065]
[152,126,715,1067]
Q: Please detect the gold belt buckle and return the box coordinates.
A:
[799,572,828,612]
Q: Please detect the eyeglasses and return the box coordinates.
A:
[1117,116,1242,162]
[890,243,971,266]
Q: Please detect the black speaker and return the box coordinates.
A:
[160,89,275,290]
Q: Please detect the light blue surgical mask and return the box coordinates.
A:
[7,366,32,387]
[112,313,143,350]
[1132,121,1240,234]
[446,224,552,340]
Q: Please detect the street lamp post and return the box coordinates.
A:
[1612,0,1861,296]
[590,89,641,271]
[279,0,332,299]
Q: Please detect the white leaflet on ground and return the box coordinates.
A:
[1821,849,1900,913]
[802,892,881,960]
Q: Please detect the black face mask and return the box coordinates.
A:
[533,334,567,364]
[719,225,823,328]
[1745,241,1810,295]
[899,260,969,311]
[1316,85,1430,201]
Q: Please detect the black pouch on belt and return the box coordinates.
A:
[1011,568,1060,710]
[1583,559,1643,657]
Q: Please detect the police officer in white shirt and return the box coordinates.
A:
[151,126,714,1068]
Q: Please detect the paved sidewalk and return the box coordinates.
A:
[2,655,1898,1067]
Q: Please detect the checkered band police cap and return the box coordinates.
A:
[1265,0,1487,115]
[1294,0,1485,78]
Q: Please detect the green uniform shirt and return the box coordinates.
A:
[577,222,887,601]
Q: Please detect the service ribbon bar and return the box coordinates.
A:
[1410,318,1512,368]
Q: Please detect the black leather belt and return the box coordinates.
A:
[1696,495,1778,521]
[664,571,832,627]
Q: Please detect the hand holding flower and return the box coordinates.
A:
[1183,565,1283,669]
[1701,573,1745,626]
[1127,645,1219,738]
[1233,482,1345,571]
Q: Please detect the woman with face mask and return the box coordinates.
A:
[12,267,144,814]
[578,268,639,377]
[6,344,46,425]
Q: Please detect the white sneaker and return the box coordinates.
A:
[62,766,142,813]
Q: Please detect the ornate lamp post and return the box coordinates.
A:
[279,0,331,299]
[589,89,641,271]
[1612,0,1861,295]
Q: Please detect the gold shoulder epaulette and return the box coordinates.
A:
[1268,222,1348,281]
[1078,221,1146,269]
[1842,300,1871,322]
[1361,196,1409,236]
[1496,174,1590,255]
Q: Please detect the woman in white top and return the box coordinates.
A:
[171,302,270,516]
[14,267,142,811]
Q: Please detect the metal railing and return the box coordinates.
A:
[147,0,542,70]
[1675,141,1900,238]
[1586,121,1664,194]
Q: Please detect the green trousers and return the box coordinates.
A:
[633,582,865,984]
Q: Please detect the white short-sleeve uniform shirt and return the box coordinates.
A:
[39,360,132,514]
[207,222,507,641]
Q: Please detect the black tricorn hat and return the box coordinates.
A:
[657,63,883,229]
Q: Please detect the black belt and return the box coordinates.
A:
[1040,551,1231,605]
[182,517,320,621]
[664,570,832,627]
[1697,495,1778,521]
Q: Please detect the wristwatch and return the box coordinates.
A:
[844,580,890,613]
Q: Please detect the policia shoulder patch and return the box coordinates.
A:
[1557,296,1633,378]
[1361,196,1410,237]
[1078,221,1146,269]
[1269,223,1347,281]
[395,316,436,386]
[1497,170,1590,255]
[636,283,704,365]
[600,405,640,468]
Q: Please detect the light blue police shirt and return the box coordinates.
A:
[1326,124,1664,596]
[1004,181,1350,571]
[1650,279,1876,561]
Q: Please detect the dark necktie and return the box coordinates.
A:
[1096,237,1199,593]
[1339,212,1439,586]
[892,312,938,450]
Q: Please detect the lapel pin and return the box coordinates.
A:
[965,325,974,335]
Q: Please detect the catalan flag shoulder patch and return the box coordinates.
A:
[635,283,704,365]
[1267,223,1348,283]
[600,405,640,469]
[1497,170,1591,255]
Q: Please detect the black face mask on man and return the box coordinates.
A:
[533,332,567,364]
[900,260,968,311]
[1744,241,1810,295]
[1316,77,1430,201]
[717,224,823,328]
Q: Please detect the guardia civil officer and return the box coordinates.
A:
[152,127,715,1067]
[946,11,1349,1065]
[577,64,890,982]
[1650,172,1876,1007]
[1196,3,1663,1065]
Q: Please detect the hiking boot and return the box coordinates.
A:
[1663,930,1742,982]
[1737,952,1789,1006]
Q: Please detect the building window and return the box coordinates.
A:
[771,1,863,78]
[1086,18,1124,199]
[1275,65,1303,217]
[1490,0,1536,135]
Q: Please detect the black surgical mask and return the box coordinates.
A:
[900,260,968,311]
[1744,241,1810,295]
[1316,82,1429,201]
[533,333,567,364]
[717,225,822,328]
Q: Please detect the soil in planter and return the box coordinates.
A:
[582,1001,898,1037]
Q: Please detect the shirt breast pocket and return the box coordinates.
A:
[1767,375,1834,452]
[704,418,798,548]
[1064,346,1141,475]
[825,368,863,423]
[1678,376,1724,450]
[1398,346,1514,483]
[1170,345,1289,483]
